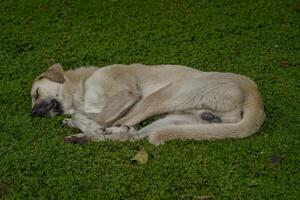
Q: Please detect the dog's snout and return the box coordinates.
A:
[31,101,50,117]
[32,99,63,117]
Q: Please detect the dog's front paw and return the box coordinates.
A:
[62,118,71,126]
[98,125,136,141]
[64,133,106,144]
[104,125,135,135]
[62,118,76,129]
[148,133,165,146]
[64,133,89,144]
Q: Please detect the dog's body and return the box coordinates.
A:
[31,63,265,145]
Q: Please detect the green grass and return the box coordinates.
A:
[0,0,299,199]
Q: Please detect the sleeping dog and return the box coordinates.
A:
[31,63,265,145]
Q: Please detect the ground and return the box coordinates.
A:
[0,0,299,199]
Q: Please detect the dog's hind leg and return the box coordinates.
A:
[115,78,244,127]
[113,83,185,126]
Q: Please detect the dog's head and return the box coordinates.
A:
[31,63,65,117]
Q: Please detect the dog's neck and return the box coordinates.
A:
[62,67,98,113]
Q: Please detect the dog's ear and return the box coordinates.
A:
[36,63,65,83]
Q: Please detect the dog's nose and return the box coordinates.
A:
[31,108,38,117]
[31,101,49,117]
[32,106,45,117]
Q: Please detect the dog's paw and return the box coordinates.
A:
[94,127,106,134]
[64,134,89,144]
[148,134,165,146]
[63,118,76,128]
[98,125,136,141]
[104,125,135,135]
[64,133,106,144]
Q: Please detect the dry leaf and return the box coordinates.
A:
[131,148,148,164]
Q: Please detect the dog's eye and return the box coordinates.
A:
[33,88,39,99]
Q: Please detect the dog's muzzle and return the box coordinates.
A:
[32,99,63,117]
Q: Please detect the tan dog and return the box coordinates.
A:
[31,63,265,145]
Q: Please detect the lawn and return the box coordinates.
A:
[0,0,299,199]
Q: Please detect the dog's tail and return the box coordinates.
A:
[149,88,265,145]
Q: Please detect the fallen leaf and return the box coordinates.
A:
[131,148,148,164]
